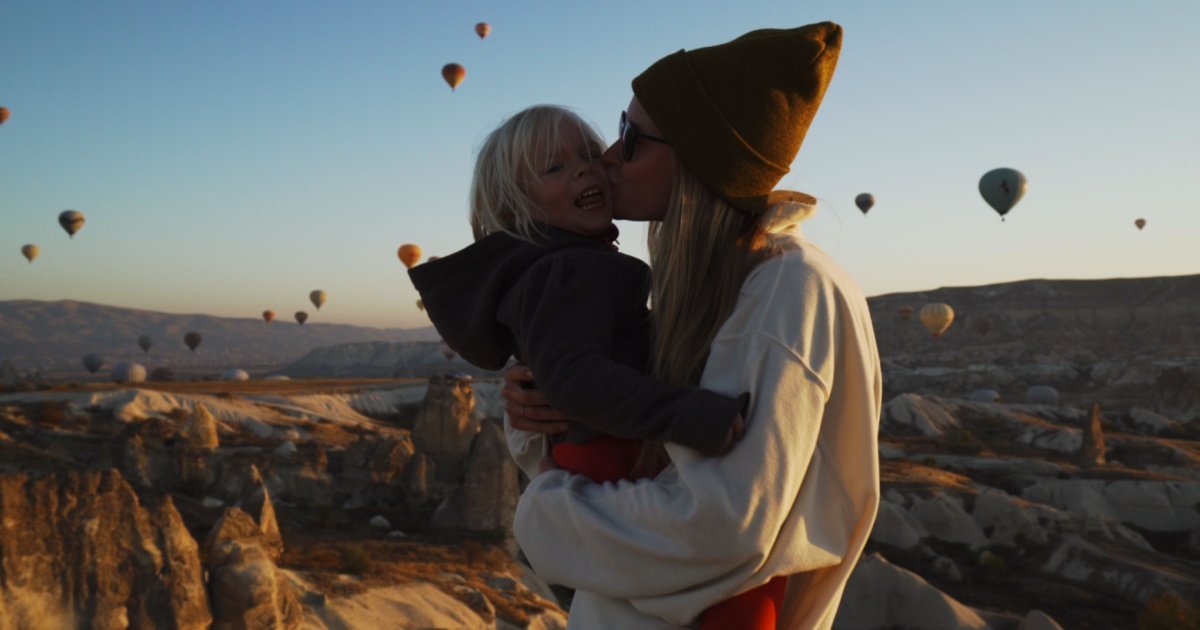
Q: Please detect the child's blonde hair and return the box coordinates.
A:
[470,105,606,244]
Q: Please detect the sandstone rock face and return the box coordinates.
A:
[183,403,220,451]
[341,435,416,507]
[462,421,519,533]
[0,469,211,629]
[971,488,1049,547]
[208,539,302,630]
[402,452,432,506]
[870,499,929,550]
[909,493,988,549]
[1022,479,1200,533]
[205,508,301,630]
[836,553,989,630]
[1039,535,1200,605]
[1127,407,1180,434]
[265,443,335,509]
[430,421,520,533]
[412,375,480,480]
[1155,366,1200,421]
[239,465,284,561]
[884,393,962,436]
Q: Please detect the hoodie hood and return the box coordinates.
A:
[408,228,611,370]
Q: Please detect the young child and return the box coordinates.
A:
[410,104,788,629]
[409,105,746,482]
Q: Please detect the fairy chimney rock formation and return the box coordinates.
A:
[403,452,433,506]
[462,420,520,533]
[239,464,283,561]
[204,508,302,630]
[0,469,211,629]
[1079,403,1107,467]
[412,374,480,480]
[183,403,220,451]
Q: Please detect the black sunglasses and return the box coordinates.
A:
[619,111,668,162]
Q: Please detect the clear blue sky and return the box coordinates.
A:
[3,1,1197,328]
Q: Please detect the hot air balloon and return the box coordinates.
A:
[111,363,147,384]
[0,107,9,125]
[973,318,993,336]
[919,303,955,338]
[855,193,875,215]
[184,331,202,352]
[979,168,1027,221]
[20,244,38,263]
[221,368,250,382]
[475,22,491,39]
[398,244,422,268]
[897,305,915,321]
[440,341,457,362]
[58,210,86,238]
[310,290,327,310]
[416,300,424,312]
[442,63,466,91]
[1135,218,1146,231]
[137,335,154,354]
[295,311,308,325]
[82,353,104,374]
[262,310,276,324]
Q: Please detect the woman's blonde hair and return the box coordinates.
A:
[632,167,782,476]
[469,105,606,244]
[647,166,780,386]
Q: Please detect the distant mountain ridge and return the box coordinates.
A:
[4,273,1198,377]
[0,300,439,371]
[869,273,1200,359]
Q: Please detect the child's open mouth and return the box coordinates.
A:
[575,187,605,210]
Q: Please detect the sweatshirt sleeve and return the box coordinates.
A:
[506,254,745,455]
[504,415,548,481]
[513,256,869,626]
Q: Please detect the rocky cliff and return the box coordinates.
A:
[0,469,211,629]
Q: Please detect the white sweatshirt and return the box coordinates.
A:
[508,209,882,629]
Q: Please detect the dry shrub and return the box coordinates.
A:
[1137,592,1199,630]
[33,401,70,426]
[339,544,371,575]
[943,426,990,455]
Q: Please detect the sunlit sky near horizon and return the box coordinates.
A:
[3,1,1198,329]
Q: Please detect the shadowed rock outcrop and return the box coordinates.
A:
[412,375,480,481]
[462,421,519,532]
[204,507,301,630]
[432,421,520,534]
[0,469,211,629]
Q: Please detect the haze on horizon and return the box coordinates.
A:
[2,1,1198,329]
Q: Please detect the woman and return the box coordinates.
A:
[504,22,881,629]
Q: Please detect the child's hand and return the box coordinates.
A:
[717,414,746,455]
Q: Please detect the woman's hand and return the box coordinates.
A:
[502,364,570,434]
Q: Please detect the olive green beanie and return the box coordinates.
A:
[632,21,842,214]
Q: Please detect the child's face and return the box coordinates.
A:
[525,121,613,237]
